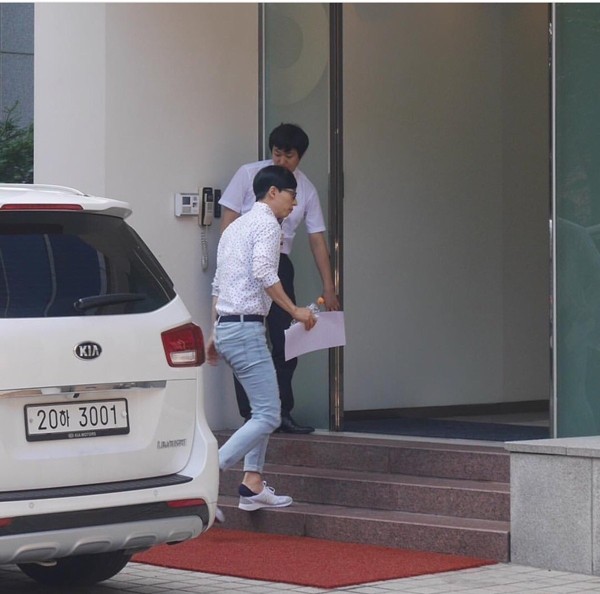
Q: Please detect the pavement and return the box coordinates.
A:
[2,560,600,594]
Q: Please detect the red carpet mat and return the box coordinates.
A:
[133,528,496,588]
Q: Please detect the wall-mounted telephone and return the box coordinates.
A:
[174,185,221,272]
[198,187,213,272]
[200,187,214,226]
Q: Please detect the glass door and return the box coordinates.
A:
[341,4,550,437]
[554,4,600,436]
[262,3,332,428]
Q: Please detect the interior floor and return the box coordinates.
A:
[437,412,550,428]
[342,408,551,442]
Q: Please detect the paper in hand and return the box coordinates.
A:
[284,311,346,361]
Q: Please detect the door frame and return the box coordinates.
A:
[328,3,344,431]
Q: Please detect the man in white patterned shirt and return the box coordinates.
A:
[220,123,340,434]
[207,165,316,513]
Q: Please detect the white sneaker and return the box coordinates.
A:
[238,481,293,511]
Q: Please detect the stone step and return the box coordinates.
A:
[221,462,510,522]
[213,430,511,561]
[216,495,510,562]
[214,431,510,482]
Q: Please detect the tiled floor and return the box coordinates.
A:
[2,561,600,594]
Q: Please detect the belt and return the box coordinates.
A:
[217,314,265,324]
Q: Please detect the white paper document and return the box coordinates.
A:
[284,311,346,361]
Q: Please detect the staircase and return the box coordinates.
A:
[213,431,510,562]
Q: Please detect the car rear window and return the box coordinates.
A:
[0,211,176,318]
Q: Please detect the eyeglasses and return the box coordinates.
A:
[281,188,297,199]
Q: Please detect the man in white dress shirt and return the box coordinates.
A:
[220,123,340,434]
[207,165,316,512]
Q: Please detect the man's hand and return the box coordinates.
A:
[206,335,220,366]
[322,287,340,311]
[293,306,317,331]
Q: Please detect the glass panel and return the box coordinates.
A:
[0,3,34,183]
[555,5,600,436]
[263,4,331,427]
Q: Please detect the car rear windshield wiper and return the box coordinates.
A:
[74,293,147,311]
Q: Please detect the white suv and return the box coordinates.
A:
[0,184,219,587]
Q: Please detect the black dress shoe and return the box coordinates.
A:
[276,414,315,434]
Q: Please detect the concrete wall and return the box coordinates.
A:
[35,3,259,430]
[508,437,600,575]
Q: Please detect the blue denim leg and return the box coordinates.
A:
[214,321,281,473]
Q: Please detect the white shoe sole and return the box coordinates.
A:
[238,498,293,512]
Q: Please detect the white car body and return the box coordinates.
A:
[0,185,219,586]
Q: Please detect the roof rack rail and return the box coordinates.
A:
[0,184,86,196]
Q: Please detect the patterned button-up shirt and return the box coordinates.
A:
[212,201,281,316]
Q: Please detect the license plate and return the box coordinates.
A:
[25,399,129,442]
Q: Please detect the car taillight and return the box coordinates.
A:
[0,519,12,527]
[161,323,205,367]
[0,203,84,210]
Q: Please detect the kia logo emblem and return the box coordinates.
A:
[74,342,102,360]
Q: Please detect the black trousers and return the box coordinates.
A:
[234,254,298,419]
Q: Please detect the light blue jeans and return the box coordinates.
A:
[214,321,281,473]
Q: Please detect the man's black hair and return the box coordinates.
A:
[268,123,309,159]
[253,165,297,201]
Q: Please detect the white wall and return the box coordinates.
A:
[35,3,107,194]
[501,6,550,404]
[35,3,259,430]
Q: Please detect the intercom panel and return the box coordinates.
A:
[174,193,200,217]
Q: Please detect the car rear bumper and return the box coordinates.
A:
[0,499,208,564]
[0,473,192,502]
